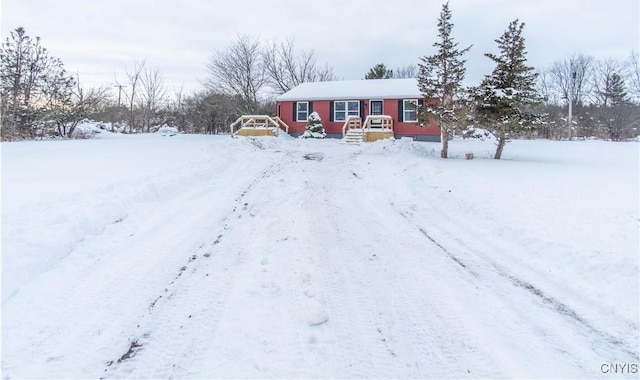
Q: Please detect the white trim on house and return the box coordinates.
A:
[334,100,360,122]
[277,78,420,101]
[296,101,309,122]
[403,99,418,122]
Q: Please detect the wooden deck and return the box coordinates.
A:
[229,115,290,137]
[343,115,395,143]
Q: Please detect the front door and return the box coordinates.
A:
[370,100,383,116]
[369,100,384,127]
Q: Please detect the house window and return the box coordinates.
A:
[334,100,360,121]
[296,102,309,122]
[403,99,418,122]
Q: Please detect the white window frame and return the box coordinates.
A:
[369,99,384,116]
[334,100,360,121]
[296,101,309,122]
[403,99,418,122]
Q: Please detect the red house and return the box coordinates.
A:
[275,78,440,141]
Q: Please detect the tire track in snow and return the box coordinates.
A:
[102,153,294,378]
[1,155,223,306]
[343,149,635,376]
[2,153,256,379]
[187,149,343,377]
[2,142,284,379]
[283,152,494,378]
[10,137,633,378]
[304,159,419,376]
[410,211,637,361]
[394,199,639,364]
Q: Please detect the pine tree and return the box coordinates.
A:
[364,63,393,79]
[0,27,75,139]
[603,73,629,106]
[596,71,633,140]
[470,20,543,159]
[300,111,326,138]
[417,2,471,158]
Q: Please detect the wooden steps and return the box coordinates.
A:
[345,128,364,144]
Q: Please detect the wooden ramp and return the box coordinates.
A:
[230,115,290,137]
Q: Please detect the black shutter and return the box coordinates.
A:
[309,101,314,114]
[398,100,404,122]
[293,102,297,122]
[418,99,424,107]
[359,100,365,118]
[329,101,334,122]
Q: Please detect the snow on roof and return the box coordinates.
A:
[276,78,421,101]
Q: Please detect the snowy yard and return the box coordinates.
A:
[2,132,639,378]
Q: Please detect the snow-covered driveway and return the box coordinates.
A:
[2,134,638,378]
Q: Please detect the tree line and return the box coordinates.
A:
[0,30,336,140]
[535,53,639,141]
[1,17,638,147]
[404,2,639,158]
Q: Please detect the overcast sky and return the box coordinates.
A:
[2,0,638,98]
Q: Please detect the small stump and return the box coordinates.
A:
[465,153,474,160]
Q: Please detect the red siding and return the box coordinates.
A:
[276,98,440,137]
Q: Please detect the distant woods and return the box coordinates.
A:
[535,53,640,141]
[363,63,417,79]
[0,30,337,140]
[1,24,638,141]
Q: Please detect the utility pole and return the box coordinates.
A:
[114,84,126,107]
[568,60,575,140]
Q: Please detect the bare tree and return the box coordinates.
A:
[549,54,593,108]
[263,39,335,94]
[536,68,559,105]
[117,59,146,133]
[79,84,112,114]
[50,75,111,137]
[139,66,168,132]
[205,35,266,113]
[166,85,187,131]
[548,54,593,139]
[394,64,418,78]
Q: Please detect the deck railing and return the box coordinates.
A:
[363,115,393,131]
[229,115,289,135]
[274,117,290,134]
[342,115,393,136]
[341,116,362,136]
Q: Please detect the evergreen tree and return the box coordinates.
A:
[595,71,634,140]
[300,111,326,138]
[364,63,394,79]
[0,27,75,139]
[417,2,471,158]
[470,20,543,159]
[602,73,629,106]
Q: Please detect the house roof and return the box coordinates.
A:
[275,78,421,101]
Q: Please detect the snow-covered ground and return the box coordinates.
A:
[2,131,639,379]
